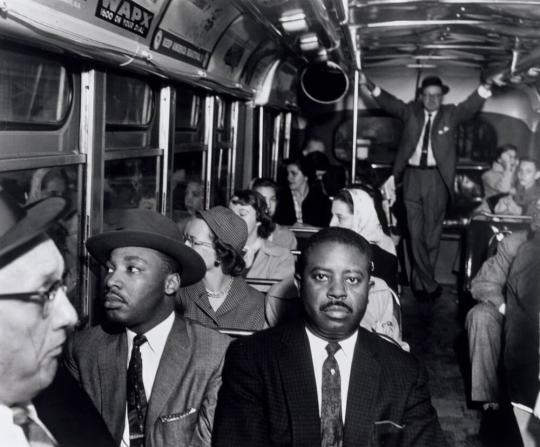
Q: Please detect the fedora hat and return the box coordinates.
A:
[86,209,205,286]
[0,188,69,262]
[418,76,449,95]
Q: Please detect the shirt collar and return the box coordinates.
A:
[126,311,175,354]
[305,326,358,360]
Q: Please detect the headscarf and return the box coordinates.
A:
[345,188,396,256]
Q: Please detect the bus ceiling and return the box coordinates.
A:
[3,1,540,104]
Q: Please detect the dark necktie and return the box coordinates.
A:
[321,342,343,447]
[127,334,148,447]
[419,113,432,167]
[12,405,58,446]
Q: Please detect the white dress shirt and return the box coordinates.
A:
[0,403,56,447]
[408,109,438,167]
[305,328,358,420]
[121,311,175,447]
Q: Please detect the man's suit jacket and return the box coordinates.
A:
[375,89,486,196]
[34,365,116,447]
[212,323,445,446]
[64,314,231,447]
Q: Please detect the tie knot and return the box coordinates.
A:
[326,342,341,356]
[133,334,147,348]
[11,406,29,426]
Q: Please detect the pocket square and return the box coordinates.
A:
[374,420,405,429]
[159,408,197,424]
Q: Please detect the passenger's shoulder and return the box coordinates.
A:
[67,324,120,356]
[184,317,232,347]
[228,323,290,351]
[262,238,293,257]
[238,277,266,300]
[359,328,420,370]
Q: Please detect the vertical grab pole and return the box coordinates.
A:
[158,86,171,215]
[351,69,359,183]
[204,95,215,209]
[351,26,360,183]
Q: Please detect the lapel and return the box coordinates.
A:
[343,331,381,444]
[98,330,128,443]
[145,315,190,431]
[188,282,217,320]
[214,277,245,318]
[278,324,321,446]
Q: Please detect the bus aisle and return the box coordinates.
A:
[401,285,523,447]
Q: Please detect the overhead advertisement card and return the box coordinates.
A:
[95,0,154,38]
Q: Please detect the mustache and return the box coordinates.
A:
[320,301,352,312]
[105,287,125,300]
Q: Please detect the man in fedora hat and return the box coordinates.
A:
[64,209,231,447]
[0,188,116,446]
[360,73,492,300]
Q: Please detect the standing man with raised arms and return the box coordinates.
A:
[360,72,492,300]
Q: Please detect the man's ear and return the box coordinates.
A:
[164,273,181,295]
[534,171,540,180]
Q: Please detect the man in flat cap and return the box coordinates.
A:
[360,73,492,300]
[64,209,231,447]
[0,189,115,446]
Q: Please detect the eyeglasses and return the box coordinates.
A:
[183,234,213,249]
[0,280,67,318]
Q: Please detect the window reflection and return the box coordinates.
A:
[104,158,158,224]
[0,48,71,125]
[106,73,153,126]
[171,152,204,230]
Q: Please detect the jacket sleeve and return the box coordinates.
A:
[453,89,487,123]
[470,231,528,307]
[399,361,448,446]
[373,89,412,122]
[212,340,272,447]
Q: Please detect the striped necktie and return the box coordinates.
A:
[12,405,58,447]
[321,342,343,447]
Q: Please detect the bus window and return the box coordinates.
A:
[212,97,233,206]
[106,73,153,126]
[0,48,71,126]
[0,166,83,316]
[104,157,158,223]
[175,86,205,144]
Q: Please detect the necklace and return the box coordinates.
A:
[206,277,233,300]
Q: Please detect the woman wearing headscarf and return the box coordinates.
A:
[330,187,398,291]
[229,190,295,290]
[178,206,265,330]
